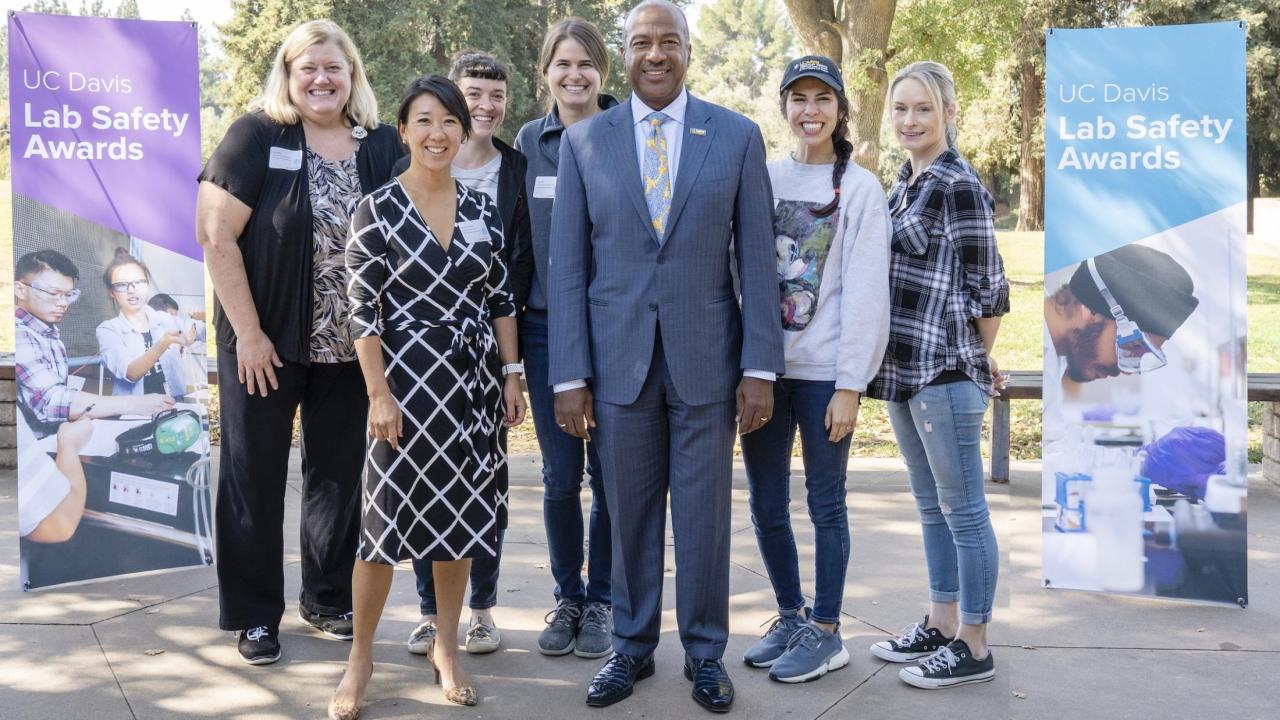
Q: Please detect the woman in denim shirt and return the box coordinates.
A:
[866,61,1010,690]
[95,248,191,399]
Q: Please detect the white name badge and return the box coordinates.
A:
[533,175,557,199]
[458,219,491,244]
[268,146,303,171]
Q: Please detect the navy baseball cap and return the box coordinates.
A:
[780,55,844,93]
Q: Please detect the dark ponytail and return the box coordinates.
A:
[813,92,852,218]
[780,88,852,218]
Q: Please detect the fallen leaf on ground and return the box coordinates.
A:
[144,649,165,656]
[1013,691,1027,699]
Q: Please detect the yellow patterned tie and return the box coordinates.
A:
[642,112,672,240]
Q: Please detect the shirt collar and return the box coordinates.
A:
[16,307,59,339]
[897,146,960,184]
[631,88,688,127]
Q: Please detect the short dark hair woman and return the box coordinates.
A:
[195,19,403,665]
[327,75,526,717]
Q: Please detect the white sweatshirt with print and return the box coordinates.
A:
[767,154,891,392]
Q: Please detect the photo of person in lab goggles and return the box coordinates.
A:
[1044,243,1198,385]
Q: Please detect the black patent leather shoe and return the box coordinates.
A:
[586,652,655,708]
[684,655,734,713]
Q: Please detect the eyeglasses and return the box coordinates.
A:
[1086,257,1167,375]
[19,281,81,304]
[110,279,149,293]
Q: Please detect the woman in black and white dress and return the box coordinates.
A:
[328,75,525,719]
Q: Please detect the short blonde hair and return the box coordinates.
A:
[253,20,379,129]
[889,61,958,146]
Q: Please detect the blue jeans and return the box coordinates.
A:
[741,379,851,625]
[412,529,504,614]
[886,380,998,625]
[522,312,611,605]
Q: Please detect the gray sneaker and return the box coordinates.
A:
[574,602,613,658]
[537,599,583,655]
[743,611,807,668]
[406,619,437,655]
[769,623,850,683]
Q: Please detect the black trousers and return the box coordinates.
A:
[215,351,367,631]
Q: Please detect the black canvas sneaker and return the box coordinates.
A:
[899,640,995,689]
[298,607,354,640]
[237,626,281,665]
[869,615,953,662]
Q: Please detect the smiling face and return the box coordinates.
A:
[623,3,690,109]
[287,41,352,125]
[785,77,839,152]
[400,92,465,173]
[546,37,602,116]
[108,262,150,314]
[890,77,953,159]
[457,77,507,142]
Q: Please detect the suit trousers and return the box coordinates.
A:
[215,352,366,631]
[592,331,736,660]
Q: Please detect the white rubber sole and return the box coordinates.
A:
[769,646,851,683]
[869,641,936,663]
[899,666,995,689]
[744,655,780,668]
[239,649,281,666]
[574,644,613,659]
[297,609,353,641]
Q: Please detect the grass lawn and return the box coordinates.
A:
[2,180,1277,459]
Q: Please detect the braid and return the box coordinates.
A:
[812,93,852,218]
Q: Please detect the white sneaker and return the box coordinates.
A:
[406,619,437,655]
[465,616,501,654]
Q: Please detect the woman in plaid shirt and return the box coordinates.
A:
[866,61,1010,690]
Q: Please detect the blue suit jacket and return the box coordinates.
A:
[547,93,784,406]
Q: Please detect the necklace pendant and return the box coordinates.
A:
[351,125,368,140]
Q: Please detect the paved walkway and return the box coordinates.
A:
[2,455,1276,719]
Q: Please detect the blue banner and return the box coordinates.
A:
[1041,22,1248,606]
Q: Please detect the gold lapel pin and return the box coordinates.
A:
[689,128,707,136]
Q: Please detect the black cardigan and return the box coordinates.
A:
[199,110,403,365]
[392,137,533,309]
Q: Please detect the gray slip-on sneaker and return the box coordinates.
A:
[406,619,437,655]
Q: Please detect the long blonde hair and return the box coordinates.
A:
[252,20,379,129]
[889,61,958,146]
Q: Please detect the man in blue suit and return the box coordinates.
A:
[548,0,785,712]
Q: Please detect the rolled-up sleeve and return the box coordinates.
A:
[345,195,388,338]
[481,196,517,320]
[946,178,1010,318]
[95,320,132,382]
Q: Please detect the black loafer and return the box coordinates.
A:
[684,655,734,713]
[586,652,655,707]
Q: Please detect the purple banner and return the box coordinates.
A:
[10,13,211,591]
[8,12,200,259]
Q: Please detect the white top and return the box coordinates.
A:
[453,152,503,207]
[768,154,891,392]
[630,89,688,190]
[17,414,70,537]
[95,305,188,398]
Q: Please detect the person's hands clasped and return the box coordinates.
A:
[504,375,527,427]
[825,389,860,443]
[237,328,284,397]
[736,376,774,435]
[554,387,595,440]
[367,390,404,450]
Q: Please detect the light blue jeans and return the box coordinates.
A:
[886,380,997,625]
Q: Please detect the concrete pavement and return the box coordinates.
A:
[1,454,1276,719]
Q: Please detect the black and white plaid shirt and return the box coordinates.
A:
[867,148,1010,403]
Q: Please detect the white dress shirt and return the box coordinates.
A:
[554,88,775,393]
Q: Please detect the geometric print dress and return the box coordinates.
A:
[346,178,515,564]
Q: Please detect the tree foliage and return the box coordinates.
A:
[687,0,797,157]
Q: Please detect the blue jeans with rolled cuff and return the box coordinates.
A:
[741,379,852,626]
[412,528,504,615]
[885,380,998,626]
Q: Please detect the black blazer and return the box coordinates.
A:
[199,111,403,365]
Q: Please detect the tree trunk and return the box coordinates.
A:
[781,0,843,61]
[841,0,898,173]
[1016,50,1044,231]
[782,1,897,173]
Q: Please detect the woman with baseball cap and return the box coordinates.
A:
[740,55,891,683]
